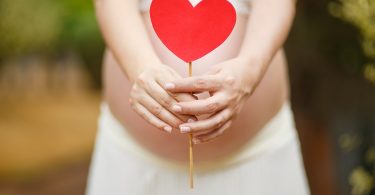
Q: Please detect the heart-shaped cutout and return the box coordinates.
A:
[150,0,237,62]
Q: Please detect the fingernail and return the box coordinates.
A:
[172,105,182,112]
[164,83,175,90]
[192,138,200,144]
[164,126,172,133]
[188,118,195,123]
[180,125,191,133]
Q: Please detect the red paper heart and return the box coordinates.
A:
[150,0,237,62]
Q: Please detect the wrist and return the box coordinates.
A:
[124,56,162,84]
[236,45,274,72]
[235,56,264,82]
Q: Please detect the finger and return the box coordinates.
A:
[138,92,184,129]
[179,108,232,134]
[172,92,198,102]
[157,76,198,103]
[155,77,198,122]
[131,103,172,133]
[147,81,180,112]
[192,120,232,144]
[173,92,229,115]
[164,75,222,93]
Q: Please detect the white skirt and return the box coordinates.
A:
[86,102,310,195]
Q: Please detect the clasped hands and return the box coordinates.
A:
[129,57,259,144]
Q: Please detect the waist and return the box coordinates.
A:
[97,100,298,171]
[103,47,290,160]
[103,8,290,162]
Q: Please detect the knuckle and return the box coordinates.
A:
[137,73,148,86]
[223,121,233,131]
[194,78,206,89]
[138,111,147,120]
[207,102,220,112]
[128,98,134,105]
[152,105,163,116]
[131,85,144,96]
[220,123,231,135]
[217,128,226,136]
[130,84,138,93]
[171,118,182,128]
[223,121,232,130]
[130,90,140,100]
[130,104,136,112]
[150,118,163,129]
[160,96,172,107]
[170,93,179,99]
[216,116,226,128]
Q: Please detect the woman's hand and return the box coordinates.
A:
[129,64,197,133]
[164,57,263,144]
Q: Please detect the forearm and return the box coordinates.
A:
[238,0,296,75]
[95,0,160,82]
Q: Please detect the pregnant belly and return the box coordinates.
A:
[103,13,289,162]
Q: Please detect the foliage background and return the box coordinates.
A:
[0,0,374,194]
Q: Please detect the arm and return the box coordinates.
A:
[165,0,296,143]
[95,0,197,132]
[238,0,296,82]
[95,0,159,82]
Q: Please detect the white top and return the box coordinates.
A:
[139,0,251,15]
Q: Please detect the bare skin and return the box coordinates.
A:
[96,0,296,162]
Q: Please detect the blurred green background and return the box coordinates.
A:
[0,0,374,195]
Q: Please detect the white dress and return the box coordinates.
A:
[86,1,310,194]
[86,103,310,195]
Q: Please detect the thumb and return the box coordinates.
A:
[205,65,221,75]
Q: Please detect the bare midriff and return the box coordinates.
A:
[103,13,290,163]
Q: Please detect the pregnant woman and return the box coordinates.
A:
[86,0,310,194]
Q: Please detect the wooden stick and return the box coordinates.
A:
[188,61,194,189]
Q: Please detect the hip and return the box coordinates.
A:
[95,99,298,171]
[86,103,310,194]
[103,47,290,161]
[104,10,290,161]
